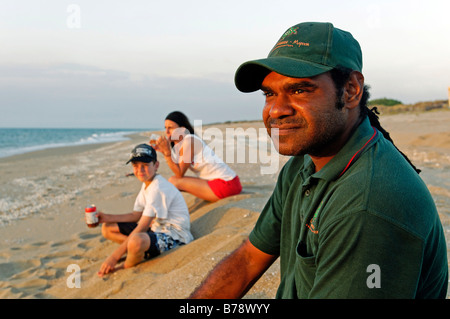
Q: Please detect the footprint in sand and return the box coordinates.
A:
[0,259,41,281]
[78,231,101,240]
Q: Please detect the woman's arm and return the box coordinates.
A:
[156,135,197,178]
[164,152,191,178]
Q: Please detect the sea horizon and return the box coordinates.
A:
[0,127,156,159]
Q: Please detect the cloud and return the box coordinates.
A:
[0,63,263,128]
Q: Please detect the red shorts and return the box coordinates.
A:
[207,176,242,199]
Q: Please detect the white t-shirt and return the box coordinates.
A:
[133,174,193,244]
[172,134,236,181]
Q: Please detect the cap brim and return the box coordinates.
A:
[234,57,334,93]
[126,156,153,165]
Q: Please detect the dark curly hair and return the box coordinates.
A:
[329,66,421,174]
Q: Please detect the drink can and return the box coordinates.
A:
[85,204,99,228]
[149,133,159,147]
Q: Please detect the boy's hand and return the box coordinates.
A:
[98,255,119,277]
[96,211,108,224]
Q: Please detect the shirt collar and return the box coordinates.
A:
[303,116,380,182]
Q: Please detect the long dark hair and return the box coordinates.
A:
[165,111,195,148]
[165,111,195,134]
[329,66,421,174]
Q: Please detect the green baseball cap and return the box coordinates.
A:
[234,22,363,92]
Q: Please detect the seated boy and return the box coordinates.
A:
[97,143,193,277]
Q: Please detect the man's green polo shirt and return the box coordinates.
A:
[249,116,448,298]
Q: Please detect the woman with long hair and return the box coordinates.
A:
[152,111,242,202]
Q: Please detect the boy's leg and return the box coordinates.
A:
[124,232,151,268]
[102,223,128,244]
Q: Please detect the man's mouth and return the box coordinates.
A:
[269,123,303,136]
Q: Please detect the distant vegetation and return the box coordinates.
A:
[368,98,402,107]
[368,98,449,115]
[207,98,449,126]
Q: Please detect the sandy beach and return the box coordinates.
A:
[0,110,449,299]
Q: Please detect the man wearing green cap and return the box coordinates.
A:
[190,22,448,299]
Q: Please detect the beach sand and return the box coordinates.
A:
[0,111,449,299]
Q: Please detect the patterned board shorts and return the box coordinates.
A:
[117,222,183,259]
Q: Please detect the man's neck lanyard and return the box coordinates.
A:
[338,127,378,178]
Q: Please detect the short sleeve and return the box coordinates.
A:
[133,184,146,212]
[249,158,302,256]
[249,195,282,256]
[248,168,286,256]
[141,181,169,219]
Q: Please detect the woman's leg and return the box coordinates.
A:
[169,176,221,202]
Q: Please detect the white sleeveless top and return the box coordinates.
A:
[171,134,236,181]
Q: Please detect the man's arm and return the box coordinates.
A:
[189,238,278,299]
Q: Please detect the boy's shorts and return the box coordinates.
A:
[118,222,183,259]
[207,175,242,199]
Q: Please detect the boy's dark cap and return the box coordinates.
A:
[234,22,362,92]
[126,144,157,164]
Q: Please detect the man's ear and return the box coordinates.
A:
[344,71,364,109]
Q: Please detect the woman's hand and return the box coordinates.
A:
[153,136,172,157]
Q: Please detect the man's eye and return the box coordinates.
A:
[262,91,273,97]
[293,89,304,94]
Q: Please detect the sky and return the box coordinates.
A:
[0,0,449,129]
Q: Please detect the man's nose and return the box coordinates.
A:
[268,95,294,119]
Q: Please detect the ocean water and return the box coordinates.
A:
[0,127,152,227]
[0,128,145,159]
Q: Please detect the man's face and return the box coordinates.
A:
[261,71,349,157]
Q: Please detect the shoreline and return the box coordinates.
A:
[0,113,449,298]
[0,132,151,245]
[0,132,148,163]
[0,119,266,163]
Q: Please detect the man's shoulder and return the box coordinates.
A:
[280,156,306,176]
[328,140,438,236]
